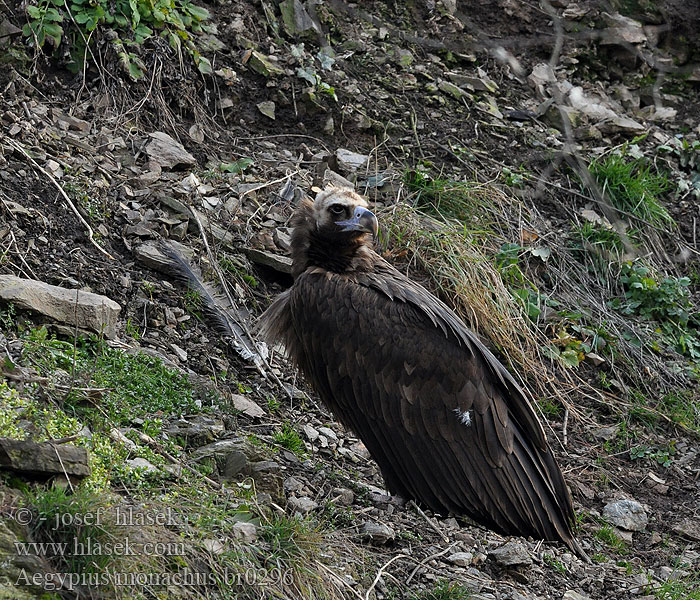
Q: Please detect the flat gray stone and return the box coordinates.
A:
[336,148,369,172]
[222,451,249,479]
[145,131,196,170]
[288,496,318,514]
[673,518,700,541]
[0,275,120,338]
[601,13,646,45]
[448,552,473,566]
[361,521,395,545]
[317,426,338,441]
[331,487,354,506]
[232,521,257,543]
[603,499,648,531]
[563,591,593,600]
[438,80,470,100]
[126,457,159,473]
[0,439,90,479]
[488,542,532,567]
[231,394,265,418]
[302,424,319,442]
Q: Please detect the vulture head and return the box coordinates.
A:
[290,187,379,277]
[312,187,378,238]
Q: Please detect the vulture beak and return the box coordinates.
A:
[336,206,379,237]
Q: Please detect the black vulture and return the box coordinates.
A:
[260,187,585,557]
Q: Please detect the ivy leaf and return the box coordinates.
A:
[196,55,212,75]
[187,4,210,20]
[26,5,44,18]
[43,7,63,21]
[530,247,551,262]
[220,158,254,174]
[560,349,581,368]
[134,23,152,42]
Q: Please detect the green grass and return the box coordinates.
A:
[659,391,700,432]
[403,169,491,225]
[273,423,305,456]
[9,326,203,490]
[25,485,119,575]
[574,222,625,252]
[651,572,700,600]
[588,153,672,227]
[259,513,320,564]
[544,553,568,573]
[594,525,628,554]
[410,579,472,600]
[2,325,368,600]
[537,397,562,418]
[22,326,200,424]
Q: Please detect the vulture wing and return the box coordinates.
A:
[280,258,577,549]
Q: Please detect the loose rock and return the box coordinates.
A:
[361,521,395,545]
[145,131,196,170]
[0,275,121,339]
[603,499,648,531]
[488,542,532,567]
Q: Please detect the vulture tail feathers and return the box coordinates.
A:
[158,242,264,366]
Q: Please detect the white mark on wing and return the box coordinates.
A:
[453,408,472,426]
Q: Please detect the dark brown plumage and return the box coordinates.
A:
[260,187,585,556]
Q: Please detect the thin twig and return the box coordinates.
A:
[406,542,458,584]
[52,444,76,493]
[315,561,364,600]
[409,500,450,543]
[365,553,411,600]
[5,139,115,260]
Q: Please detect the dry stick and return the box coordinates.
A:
[405,542,458,585]
[409,500,449,544]
[48,434,81,444]
[1,370,111,393]
[9,230,39,279]
[52,444,76,493]
[364,553,411,600]
[314,561,365,600]
[5,139,115,260]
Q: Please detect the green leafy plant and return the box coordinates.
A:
[22,0,211,77]
[273,423,305,456]
[612,262,700,358]
[659,136,700,200]
[23,0,64,48]
[500,165,530,188]
[220,158,254,174]
[629,441,675,467]
[616,263,694,324]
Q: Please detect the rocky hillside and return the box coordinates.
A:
[0,0,699,599]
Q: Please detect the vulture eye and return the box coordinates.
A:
[329,204,346,216]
